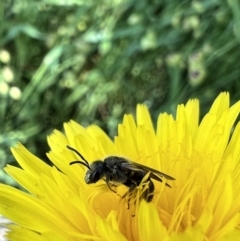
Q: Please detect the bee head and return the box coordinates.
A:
[85,161,104,184]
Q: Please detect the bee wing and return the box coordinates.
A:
[121,161,175,181]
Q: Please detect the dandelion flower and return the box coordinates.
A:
[1,92,240,240]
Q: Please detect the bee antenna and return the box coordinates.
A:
[69,160,90,169]
[67,145,90,169]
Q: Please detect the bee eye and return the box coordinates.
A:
[85,161,104,184]
[84,172,92,184]
[85,171,101,184]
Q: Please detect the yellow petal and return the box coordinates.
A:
[0,185,74,233]
[138,201,168,241]
[11,144,52,177]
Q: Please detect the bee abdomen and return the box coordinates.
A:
[142,179,154,202]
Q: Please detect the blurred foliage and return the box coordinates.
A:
[1,0,240,185]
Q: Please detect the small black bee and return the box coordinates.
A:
[67,146,175,202]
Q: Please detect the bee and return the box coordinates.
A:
[67,146,175,202]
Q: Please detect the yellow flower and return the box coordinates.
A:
[1,92,240,240]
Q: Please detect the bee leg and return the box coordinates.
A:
[127,192,133,209]
[105,176,117,193]
[125,193,135,210]
[107,182,117,193]
[122,184,137,209]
